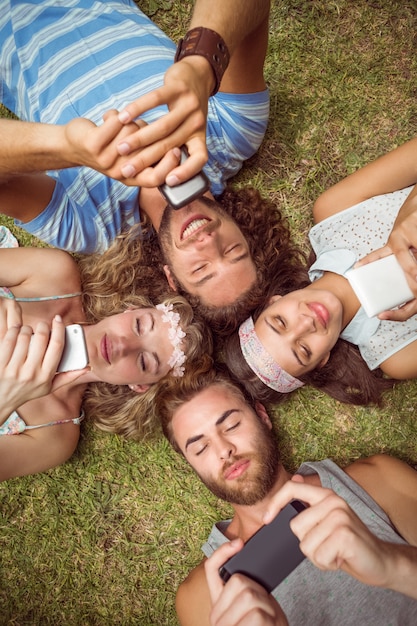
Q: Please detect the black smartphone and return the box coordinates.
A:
[158,146,210,209]
[219,500,306,592]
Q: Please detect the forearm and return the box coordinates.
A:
[189,0,270,54]
[0,119,73,180]
[314,137,417,221]
[382,543,417,599]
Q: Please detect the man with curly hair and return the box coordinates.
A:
[142,187,307,332]
[0,0,269,247]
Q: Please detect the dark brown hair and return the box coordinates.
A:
[223,268,396,407]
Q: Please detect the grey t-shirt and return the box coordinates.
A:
[202,459,417,625]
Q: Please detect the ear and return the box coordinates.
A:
[128,383,151,394]
[318,351,331,369]
[268,294,282,306]
[163,265,178,292]
[254,401,272,430]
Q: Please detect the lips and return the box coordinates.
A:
[181,215,210,240]
[101,336,111,363]
[308,302,329,328]
[224,459,250,480]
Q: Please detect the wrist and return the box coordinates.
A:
[380,544,417,599]
[174,27,230,96]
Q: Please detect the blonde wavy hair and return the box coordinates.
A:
[77,229,213,440]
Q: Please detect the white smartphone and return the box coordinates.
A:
[158,146,210,209]
[345,254,414,317]
[57,324,89,372]
[29,323,88,372]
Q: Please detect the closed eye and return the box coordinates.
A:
[226,421,240,432]
[275,315,286,329]
[299,344,311,359]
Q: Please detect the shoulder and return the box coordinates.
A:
[176,560,212,626]
[344,455,417,541]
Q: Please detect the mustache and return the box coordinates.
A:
[221,454,250,473]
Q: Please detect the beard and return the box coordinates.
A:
[197,423,281,506]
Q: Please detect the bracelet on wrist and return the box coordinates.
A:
[174,27,230,96]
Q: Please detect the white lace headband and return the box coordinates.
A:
[156,302,187,377]
[238,317,304,393]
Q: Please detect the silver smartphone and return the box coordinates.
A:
[219,500,306,592]
[158,146,210,209]
[345,254,414,317]
[57,324,89,372]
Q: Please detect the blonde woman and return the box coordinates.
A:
[0,238,211,481]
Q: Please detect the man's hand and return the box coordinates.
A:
[263,476,397,590]
[64,110,183,187]
[115,57,212,186]
[204,540,289,626]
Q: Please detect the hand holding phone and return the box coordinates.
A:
[158,146,210,209]
[57,324,89,372]
[30,323,89,373]
[205,540,289,626]
[219,500,306,592]
[345,254,414,317]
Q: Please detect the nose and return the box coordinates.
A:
[217,436,235,460]
[118,334,141,356]
[295,313,315,335]
[194,229,220,251]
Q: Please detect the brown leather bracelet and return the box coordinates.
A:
[174,27,230,96]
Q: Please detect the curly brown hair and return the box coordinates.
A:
[163,187,308,335]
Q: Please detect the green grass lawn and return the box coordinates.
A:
[1,1,417,624]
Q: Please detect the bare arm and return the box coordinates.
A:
[0,399,81,481]
[262,456,417,600]
[0,247,80,295]
[115,0,270,186]
[313,137,417,223]
[176,562,213,626]
[313,138,417,320]
[0,113,151,186]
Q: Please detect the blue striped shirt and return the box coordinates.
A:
[0,0,269,253]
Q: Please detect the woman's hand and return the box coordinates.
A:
[0,307,87,422]
[355,191,417,321]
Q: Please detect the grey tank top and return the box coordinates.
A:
[202,459,417,625]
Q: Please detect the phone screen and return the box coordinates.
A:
[219,500,306,592]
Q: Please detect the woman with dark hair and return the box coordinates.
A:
[224,137,417,406]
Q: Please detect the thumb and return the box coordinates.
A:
[51,367,90,392]
[291,474,305,484]
[204,539,244,605]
